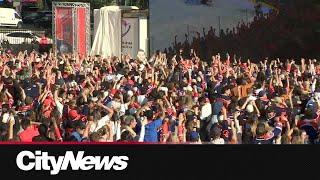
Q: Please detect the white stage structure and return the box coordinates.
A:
[91,6,149,58]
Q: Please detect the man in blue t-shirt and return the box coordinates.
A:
[144,100,165,142]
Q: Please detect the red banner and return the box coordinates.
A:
[55,7,73,54]
[77,8,86,56]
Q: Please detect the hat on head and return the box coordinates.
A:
[184,85,193,92]
[110,89,117,96]
[69,110,81,120]
[246,104,254,113]
[190,131,200,142]
[127,90,134,97]
[127,80,134,86]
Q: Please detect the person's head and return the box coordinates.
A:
[73,120,86,135]
[120,130,134,142]
[210,125,221,140]
[198,96,206,106]
[221,85,231,96]
[255,122,268,137]
[182,76,188,84]
[25,96,33,105]
[89,132,101,142]
[92,109,102,121]
[124,115,137,128]
[96,125,111,142]
[300,130,307,141]
[304,108,315,119]
[189,131,200,142]
[137,50,146,62]
[281,134,291,144]
[242,128,253,144]
[21,118,31,130]
[67,92,75,100]
[144,110,154,121]
[38,123,49,136]
[0,92,8,104]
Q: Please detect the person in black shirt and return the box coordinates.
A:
[32,123,53,142]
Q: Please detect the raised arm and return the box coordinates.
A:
[97,101,114,119]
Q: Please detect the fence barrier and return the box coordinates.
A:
[0,28,51,53]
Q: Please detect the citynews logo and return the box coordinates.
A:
[16,151,129,175]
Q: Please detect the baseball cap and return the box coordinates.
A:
[69,110,81,120]
[190,131,200,142]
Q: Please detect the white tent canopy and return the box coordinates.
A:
[90,6,139,58]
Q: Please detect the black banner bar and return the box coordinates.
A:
[0,144,317,179]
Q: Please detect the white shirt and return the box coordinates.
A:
[137,95,148,105]
[211,138,225,144]
[200,103,212,120]
[90,115,110,133]
[54,99,63,116]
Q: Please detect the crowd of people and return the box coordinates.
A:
[0,0,318,144]
[0,47,318,144]
[165,0,319,62]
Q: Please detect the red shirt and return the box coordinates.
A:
[39,37,49,45]
[18,104,33,112]
[19,125,39,142]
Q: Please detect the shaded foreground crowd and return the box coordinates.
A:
[0,49,319,144]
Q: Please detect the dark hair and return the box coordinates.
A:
[89,132,101,142]
[25,96,33,105]
[93,110,102,121]
[38,124,48,136]
[144,110,154,120]
[124,116,136,126]
[210,126,221,140]
[120,130,134,142]
[242,128,253,144]
[256,123,267,137]
[73,120,86,130]
[21,118,31,130]
[221,85,231,94]
[281,134,291,144]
